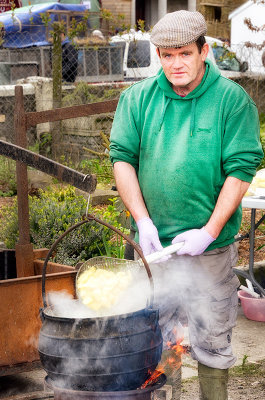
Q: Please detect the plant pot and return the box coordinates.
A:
[238,290,265,322]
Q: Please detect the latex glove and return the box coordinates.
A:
[136,217,163,256]
[172,227,215,256]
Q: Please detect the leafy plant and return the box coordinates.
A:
[94,198,129,258]
[62,82,124,106]
[230,355,263,377]
[259,112,265,170]
[0,186,128,265]
[79,158,114,186]
[0,156,17,197]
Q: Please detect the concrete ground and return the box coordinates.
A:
[182,305,265,380]
[0,304,264,399]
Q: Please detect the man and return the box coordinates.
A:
[61,35,78,83]
[109,10,263,400]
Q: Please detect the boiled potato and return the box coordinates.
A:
[76,268,132,312]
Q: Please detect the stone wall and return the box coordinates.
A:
[101,0,132,25]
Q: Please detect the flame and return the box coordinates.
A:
[141,326,189,389]
[141,366,164,389]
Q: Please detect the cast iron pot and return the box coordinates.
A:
[39,214,163,391]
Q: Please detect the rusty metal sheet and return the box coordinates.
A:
[0,267,76,368]
[0,140,97,193]
[26,99,119,128]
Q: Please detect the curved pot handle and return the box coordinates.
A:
[41,213,154,309]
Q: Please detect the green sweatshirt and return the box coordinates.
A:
[109,60,263,250]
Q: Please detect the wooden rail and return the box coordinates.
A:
[13,85,118,278]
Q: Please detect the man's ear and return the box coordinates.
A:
[156,48,161,58]
[201,43,209,61]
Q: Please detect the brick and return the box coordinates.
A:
[153,385,173,400]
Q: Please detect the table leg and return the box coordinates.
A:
[248,208,265,296]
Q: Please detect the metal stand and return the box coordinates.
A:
[234,208,265,296]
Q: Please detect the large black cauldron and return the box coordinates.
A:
[38,215,163,391]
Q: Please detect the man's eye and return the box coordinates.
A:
[183,52,190,57]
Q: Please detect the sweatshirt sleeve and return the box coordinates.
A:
[109,89,140,171]
[222,99,264,182]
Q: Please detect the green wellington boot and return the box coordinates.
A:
[198,362,229,400]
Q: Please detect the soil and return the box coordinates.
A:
[237,208,265,266]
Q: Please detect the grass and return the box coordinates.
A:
[230,356,265,377]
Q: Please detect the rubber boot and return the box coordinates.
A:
[198,362,228,400]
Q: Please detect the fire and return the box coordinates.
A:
[141,326,190,389]
[141,366,164,389]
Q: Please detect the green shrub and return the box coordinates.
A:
[0,156,17,197]
[62,82,125,106]
[0,185,129,265]
[79,158,114,186]
[259,113,265,170]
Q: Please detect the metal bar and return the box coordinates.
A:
[40,47,45,76]
[235,213,265,241]
[248,209,265,296]
[0,140,97,193]
[26,99,118,128]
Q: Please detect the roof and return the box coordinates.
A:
[229,0,253,20]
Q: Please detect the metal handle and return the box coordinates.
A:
[41,213,154,309]
[145,241,184,264]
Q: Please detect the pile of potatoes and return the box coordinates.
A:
[76,266,132,312]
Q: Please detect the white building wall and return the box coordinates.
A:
[230,1,265,73]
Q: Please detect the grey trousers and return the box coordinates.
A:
[135,243,240,369]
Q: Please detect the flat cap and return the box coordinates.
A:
[150,10,207,48]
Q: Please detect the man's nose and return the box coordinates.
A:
[172,56,183,69]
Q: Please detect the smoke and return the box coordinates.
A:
[39,255,222,390]
[47,290,97,318]
[148,254,224,349]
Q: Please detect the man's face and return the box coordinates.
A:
[157,42,209,94]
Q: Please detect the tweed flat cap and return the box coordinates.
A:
[150,10,207,48]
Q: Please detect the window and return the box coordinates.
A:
[205,5,222,22]
[214,6,221,21]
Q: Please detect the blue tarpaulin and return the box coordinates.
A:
[0,2,89,48]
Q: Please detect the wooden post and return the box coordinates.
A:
[52,22,63,160]
[14,85,34,277]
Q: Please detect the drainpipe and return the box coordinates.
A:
[188,0,197,11]
[131,0,136,26]
[158,0,167,20]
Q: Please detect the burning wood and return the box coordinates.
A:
[141,367,165,388]
[141,330,190,389]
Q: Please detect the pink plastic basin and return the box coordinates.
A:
[238,290,265,322]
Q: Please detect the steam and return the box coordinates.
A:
[46,254,218,337]
[41,255,222,390]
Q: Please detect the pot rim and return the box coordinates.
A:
[41,305,159,322]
